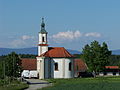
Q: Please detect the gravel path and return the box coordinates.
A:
[24,79,52,90]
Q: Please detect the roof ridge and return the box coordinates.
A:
[63,47,73,57]
[39,47,74,58]
[62,47,66,57]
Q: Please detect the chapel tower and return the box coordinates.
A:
[38,18,48,56]
[37,18,74,79]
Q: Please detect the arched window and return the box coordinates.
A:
[54,62,58,71]
[42,37,45,42]
[69,62,72,71]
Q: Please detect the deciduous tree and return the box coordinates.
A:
[82,41,111,76]
[5,52,22,78]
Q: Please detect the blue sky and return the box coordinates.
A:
[0,0,120,51]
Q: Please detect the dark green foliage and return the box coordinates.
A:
[73,54,82,58]
[0,61,4,79]
[0,56,6,79]
[0,80,28,90]
[0,55,6,60]
[0,53,36,80]
[109,55,120,66]
[0,53,29,89]
[19,54,37,58]
[5,52,22,78]
[74,54,120,66]
[0,52,22,81]
[82,41,111,73]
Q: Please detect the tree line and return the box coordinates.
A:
[109,55,120,66]
[74,54,120,66]
[0,52,22,80]
[74,40,120,76]
[0,53,37,79]
[0,40,120,79]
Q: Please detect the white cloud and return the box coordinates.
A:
[21,35,34,40]
[52,30,82,41]
[7,32,101,48]
[74,31,82,38]
[85,32,101,37]
[50,31,101,43]
[10,35,36,48]
[10,39,26,48]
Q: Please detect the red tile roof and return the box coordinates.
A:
[38,44,48,46]
[105,66,119,69]
[39,47,74,58]
[21,58,37,70]
[74,59,87,72]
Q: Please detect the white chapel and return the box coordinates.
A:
[36,18,74,79]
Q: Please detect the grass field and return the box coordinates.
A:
[41,77,120,90]
[0,80,28,90]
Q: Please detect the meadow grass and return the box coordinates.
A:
[0,80,28,90]
[41,77,120,90]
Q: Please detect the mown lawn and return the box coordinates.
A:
[41,77,120,90]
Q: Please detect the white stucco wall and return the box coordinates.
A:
[52,58,74,78]
[64,58,74,78]
[38,32,48,56]
[41,46,48,54]
[37,58,40,72]
[38,46,48,56]
[53,58,64,78]
[39,33,47,44]
[37,57,74,79]
[36,57,45,79]
[38,46,40,56]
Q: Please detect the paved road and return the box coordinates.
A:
[24,79,52,90]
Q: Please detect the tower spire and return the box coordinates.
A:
[40,18,47,34]
[42,17,44,23]
[38,18,48,56]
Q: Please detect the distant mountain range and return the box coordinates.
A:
[0,47,81,56]
[0,47,120,56]
[112,49,120,55]
[0,47,38,56]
